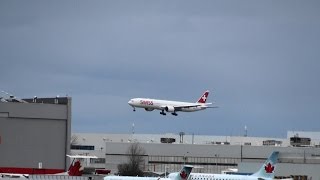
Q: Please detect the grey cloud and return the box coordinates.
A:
[1,0,320,136]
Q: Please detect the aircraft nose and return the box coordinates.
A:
[128,99,133,106]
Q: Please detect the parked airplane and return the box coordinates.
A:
[0,173,29,179]
[128,90,217,116]
[186,151,279,180]
[64,155,98,176]
[0,90,27,103]
[0,155,98,179]
[104,165,193,180]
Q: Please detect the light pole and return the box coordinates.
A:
[183,152,189,165]
[165,165,167,178]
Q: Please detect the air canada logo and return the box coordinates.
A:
[264,163,274,173]
[180,170,187,179]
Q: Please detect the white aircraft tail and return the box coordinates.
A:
[168,165,193,180]
[196,90,210,103]
[251,151,279,179]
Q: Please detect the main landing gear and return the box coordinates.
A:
[160,110,166,115]
[160,110,178,116]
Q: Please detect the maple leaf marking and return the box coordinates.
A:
[180,170,187,179]
[264,163,274,173]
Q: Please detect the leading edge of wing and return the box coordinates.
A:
[174,104,219,109]
[173,104,216,109]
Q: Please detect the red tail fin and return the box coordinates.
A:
[197,90,209,103]
[68,160,83,176]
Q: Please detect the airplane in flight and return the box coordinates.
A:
[104,165,193,180]
[186,151,279,180]
[128,90,217,116]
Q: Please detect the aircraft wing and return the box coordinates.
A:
[160,103,217,111]
[173,104,218,110]
[172,104,204,111]
[159,104,200,112]
[175,105,202,108]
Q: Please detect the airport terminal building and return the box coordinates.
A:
[1,95,320,179]
[72,132,320,179]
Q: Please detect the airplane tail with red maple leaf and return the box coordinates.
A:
[251,151,279,179]
[168,165,193,180]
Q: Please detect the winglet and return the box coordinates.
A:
[251,151,279,179]
[197,90,209,103]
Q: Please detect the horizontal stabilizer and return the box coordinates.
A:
[206,106,219,108]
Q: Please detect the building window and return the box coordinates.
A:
[263,140,282,146]
[90,158,106,164]
[71,145,95,150]
[290,136,311,147]
[160,138,176,143]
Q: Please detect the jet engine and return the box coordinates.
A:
[165,106,175,112]
[144,108,154,111]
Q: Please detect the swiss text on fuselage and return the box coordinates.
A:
[140,100,153,105]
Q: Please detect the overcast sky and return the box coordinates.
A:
[1,0,320,138]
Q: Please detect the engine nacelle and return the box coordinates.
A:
[144,108,154,111]
[165,106,175,112]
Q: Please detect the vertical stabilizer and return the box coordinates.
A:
[169,165,193,180]
[68,160,83,176]
[197,90,209,103]
[251,151,279,179]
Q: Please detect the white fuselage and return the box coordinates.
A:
[189,173,272,180]
[128,98,208,112]
[104,176,169,180]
